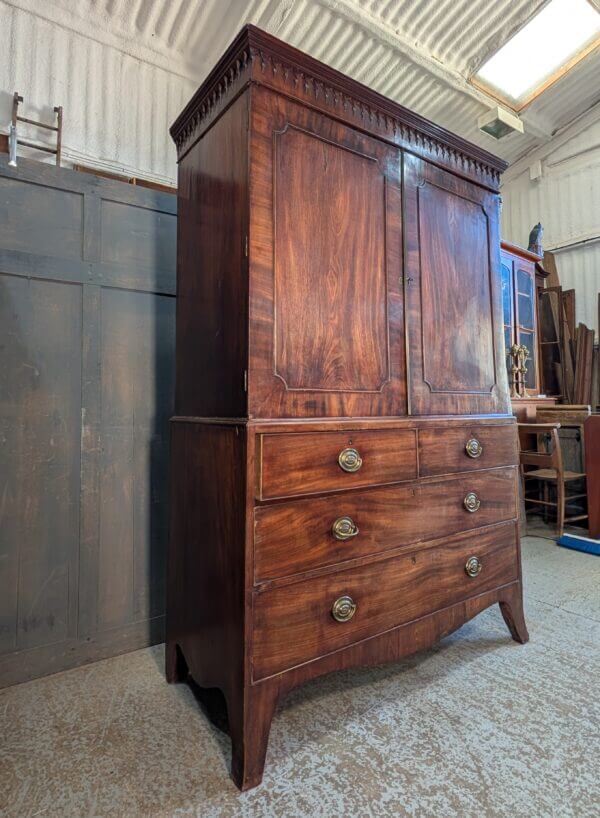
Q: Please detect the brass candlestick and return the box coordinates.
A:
[509,343,529,398]
[509,344,521,398]
[517,343,529,396]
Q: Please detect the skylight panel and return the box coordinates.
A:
[473,0,600,107]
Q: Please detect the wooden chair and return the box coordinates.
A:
[518,422,588,537]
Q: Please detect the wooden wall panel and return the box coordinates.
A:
[93,288,174,633]
[0,275,81,653]
[100,199,176,272]
[0,176,83,260]
[0,156,176,687]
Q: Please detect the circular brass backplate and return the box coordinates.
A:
[332,516,359,541]
[465,438,483,459]
[338,447,363,473]
[331,595,357,622]
[463,491,481,513]
[465,556,482,578]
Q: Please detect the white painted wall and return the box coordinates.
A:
[501,105,600,337]
[0,1,197,185]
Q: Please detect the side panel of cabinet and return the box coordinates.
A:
[175,92,249,418]
[248,86,406,418]
[403,154,509,415]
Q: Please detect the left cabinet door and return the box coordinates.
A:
[248,88,406,418]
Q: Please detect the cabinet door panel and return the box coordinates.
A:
[248,87,406,418]
[404,155,509,415]
[274,126,387,393]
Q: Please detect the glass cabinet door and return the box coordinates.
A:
[515,265,537,391]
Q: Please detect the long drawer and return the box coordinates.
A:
[257,429,417,500]
[252,522,518,679]
[254,467,517,582]
[418,424,518,477]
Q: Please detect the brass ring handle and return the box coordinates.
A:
[465,556,482,578]
[463,491,481,513]
[331,595,357,623]
[338,447,363,473]
[465,438,483,459]
[332,516,359,541]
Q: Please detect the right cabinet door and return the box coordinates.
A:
[404,154,509,415]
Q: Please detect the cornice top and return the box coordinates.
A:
[171,25,507,189]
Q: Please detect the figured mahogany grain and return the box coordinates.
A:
[274,125,388,392]
[403,154,510,416]
[248,87,406,418]
[418,423,518,476]
[252,522,519,679]
[258,428,417,500]
[254,467,518,581]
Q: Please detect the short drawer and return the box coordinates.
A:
[254,467,517,581]
[257,429,417,500]
[252,522,518,679]
[418,424,518,477]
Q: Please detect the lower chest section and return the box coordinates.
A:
[250,420,520,681]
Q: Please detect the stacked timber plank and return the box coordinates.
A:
[538,252,598,407]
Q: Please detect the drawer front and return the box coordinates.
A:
[254,467,517,582]
[258,429,417,500]
[418,424,518,477]
[252,522,518,679]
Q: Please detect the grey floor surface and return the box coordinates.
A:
[1,532,599,818]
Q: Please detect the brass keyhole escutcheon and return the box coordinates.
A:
[465,438,483,459]
[331,595,357,623]
[338,447,363,473]
[463,491,481,513]
[465,556,482,578]
[332,516,359,541]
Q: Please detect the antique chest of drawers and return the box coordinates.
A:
[166,26,528,791]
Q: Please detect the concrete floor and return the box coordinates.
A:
[1,534,599,818]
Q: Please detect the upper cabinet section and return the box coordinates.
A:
[171,25,509,421]
[403,154,510,416]
[248,88,406,418]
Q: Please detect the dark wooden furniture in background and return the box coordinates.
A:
[518,423,587,537]
[511,396,557,423]
[166,25,528,791]
[500,241,557,421]
[500,242,543,396]
[0,156,176,688]
[584,415,600,538]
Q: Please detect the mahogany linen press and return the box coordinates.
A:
[166,25,528,791]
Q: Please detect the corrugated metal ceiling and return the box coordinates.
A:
[85,0,600,163]
[4,0,600,177]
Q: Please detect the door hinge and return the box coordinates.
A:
[244,235,249,257]
[243,370,248,392]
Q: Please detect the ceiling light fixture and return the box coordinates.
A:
[478,106,524,139]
